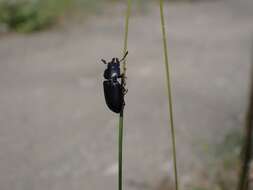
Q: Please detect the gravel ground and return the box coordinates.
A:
[0,0,253,190]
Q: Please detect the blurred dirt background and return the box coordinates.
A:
[0,0,253,190]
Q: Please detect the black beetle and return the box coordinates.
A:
[101,51,128,114]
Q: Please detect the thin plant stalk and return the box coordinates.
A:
[118,1,131,190]
[118,115,124,190]
[159,0,179,190]
[237,43,253,190]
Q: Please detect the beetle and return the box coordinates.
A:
[101,51,128,113]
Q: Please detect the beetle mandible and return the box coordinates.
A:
[101,51,128,114]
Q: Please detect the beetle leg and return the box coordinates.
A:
[122,86,128,95]
[101,59,107,64]
[119,51,129,63]
[119,74,127,80]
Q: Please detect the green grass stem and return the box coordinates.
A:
[118,1,131,190]
[159,0,179,190]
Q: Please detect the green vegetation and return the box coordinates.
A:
[0,0,203,33]
[213,129,242,190]
[192,129,243,190]
[0,0,104,32]
[0,0,147,33]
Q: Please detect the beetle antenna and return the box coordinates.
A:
[101,59,107,64]
[119,51,128,63]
